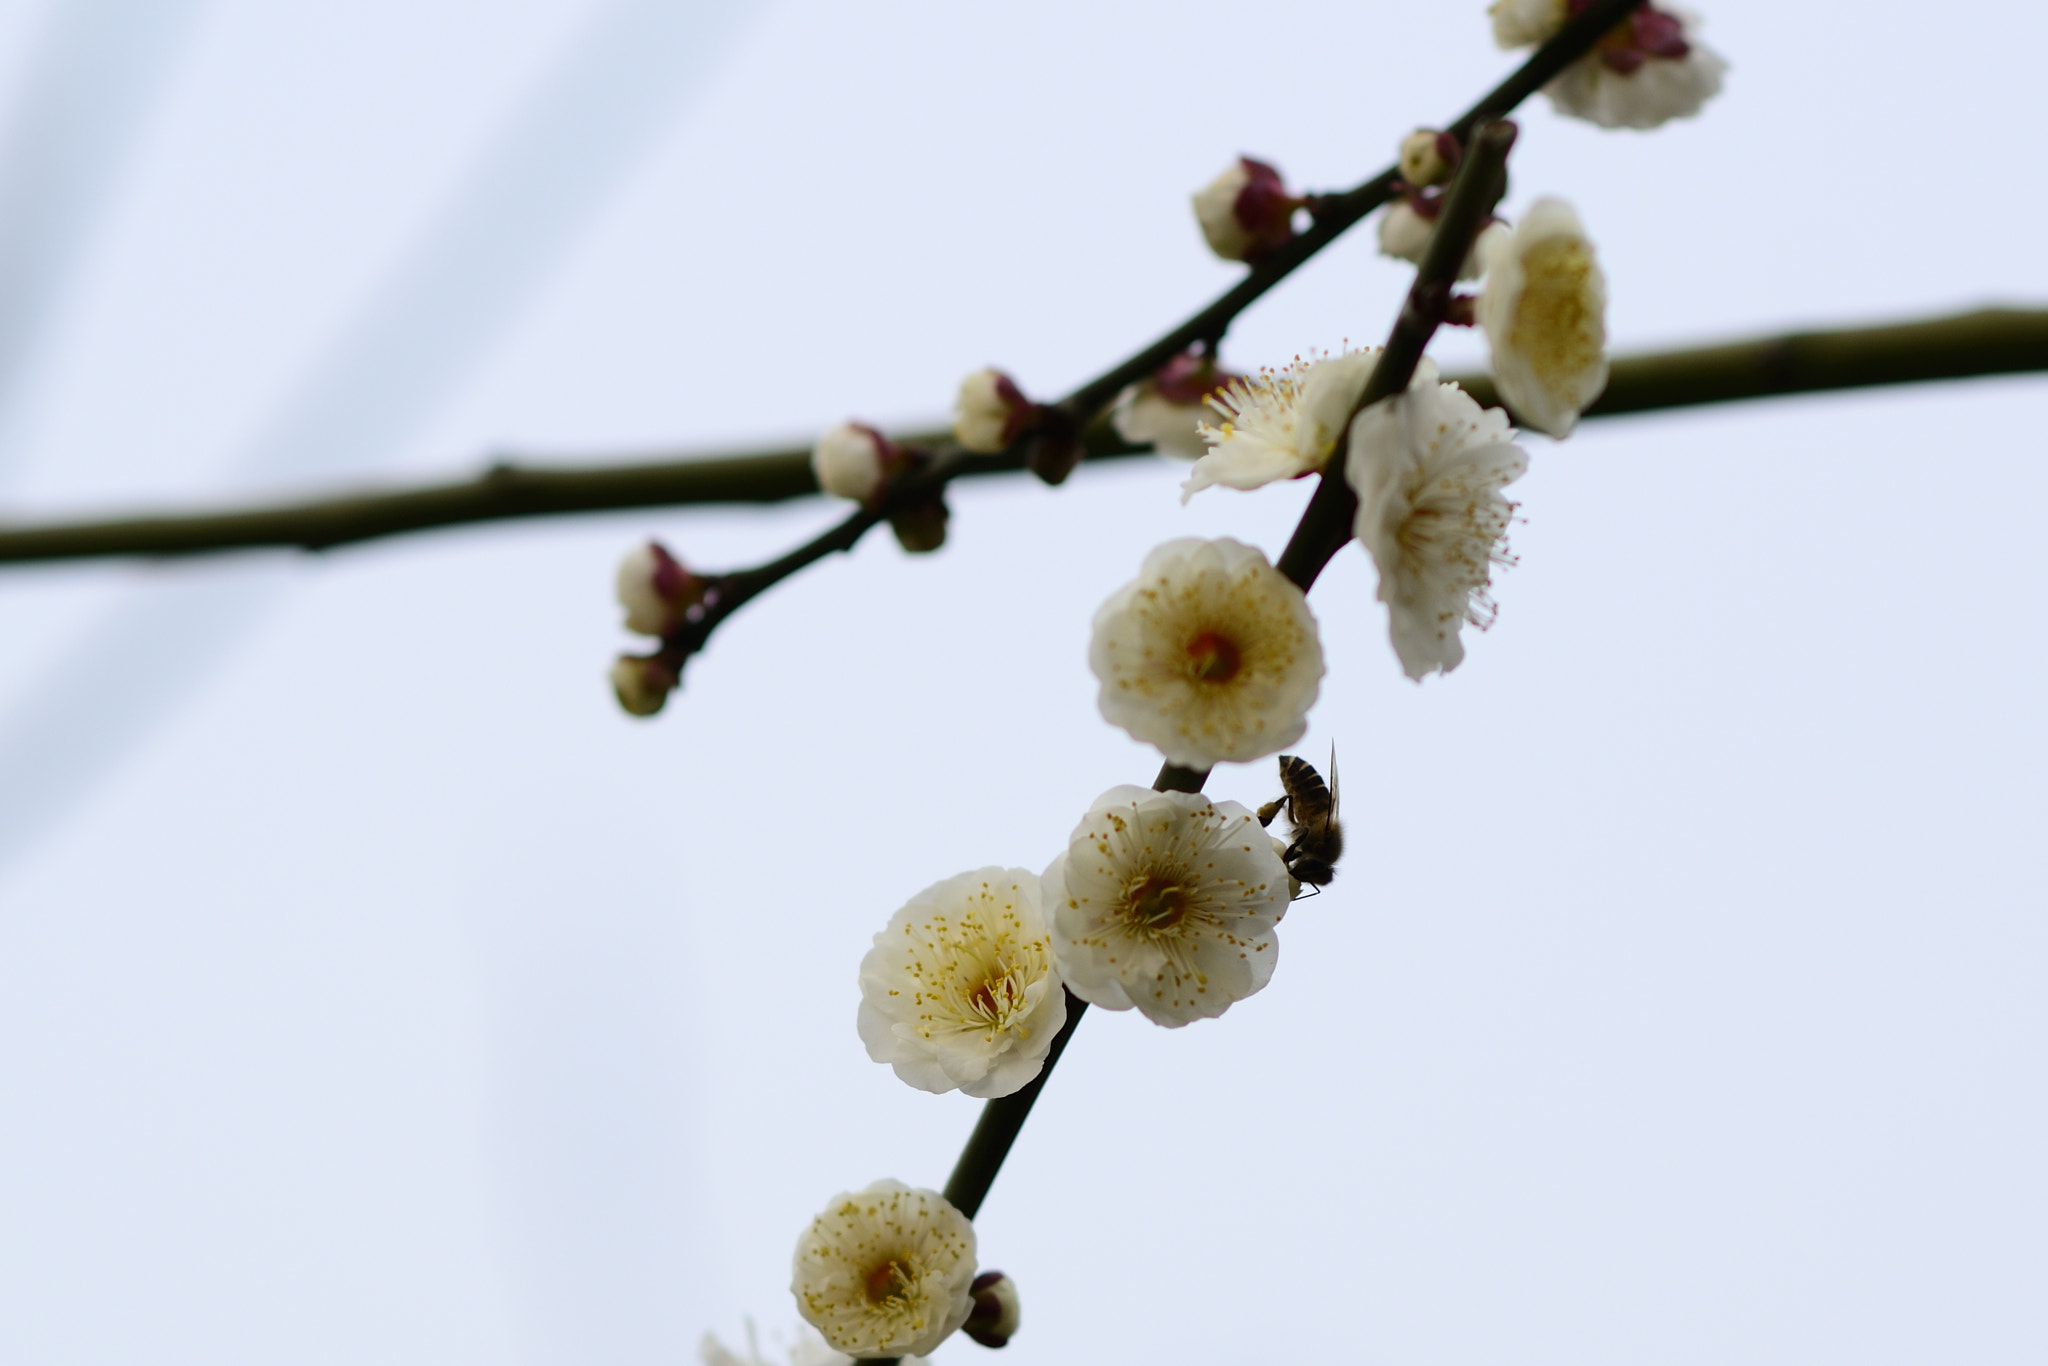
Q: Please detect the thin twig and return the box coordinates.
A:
[2,305,2043,567]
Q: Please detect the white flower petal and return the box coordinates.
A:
[1043,787,1290,1027]
[1347,381,1528,680]
[1183,348,1383,499]
[1478,196,1608,438]
[857,868,1065,1100]
[1113,385,1210,460]
[792,1181,977,1360]
[1490,0,1568,48]
[1543,9,1728,129]
[1089,538,1324,769]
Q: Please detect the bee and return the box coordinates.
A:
[1257,750,1343,894]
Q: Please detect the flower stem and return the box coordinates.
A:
[1276,119,1518,594]
[5,306,2043,566]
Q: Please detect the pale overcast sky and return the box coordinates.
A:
[0,1,2042,1363]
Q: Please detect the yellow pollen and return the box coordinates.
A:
[1509,238,1600,386]
[1125,873,1193,930]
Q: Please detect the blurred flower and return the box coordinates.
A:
[1192,157,1300,262]
[615,540,699,636]
[699,1325,926,1366]
[1490,0,1727,130]
[610,652,677,717]
[1479,197,1608,437]
[1346,377,1528,679]
[1376,196,1497,280]
[793,1180,977,1360]
[1547,6,1726,129]
[963,1271,1021,1349]
[1089,537,1323,769]
[1398,127,1458,187]
[1489,0,1567,47]
[953,368,1037,454]
[1112,353,1242,460]
[1043,785,1290,1027]
[1184,349,1380,499]
[812,422,896,503]
[858,868,1066,1099]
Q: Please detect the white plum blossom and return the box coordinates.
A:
[1185,349,1380,499]
[1489,0,1727,130]
[1479,197,1608,437]
[811,423,891,502]
[952,368,1032,454]
[857,868,1066,1099]
[1346,377,1529,680]
[1043,785,1291,1027]
[793,1180,977,1360]
[1089,537,1323,769]
[1546,14,1726,129]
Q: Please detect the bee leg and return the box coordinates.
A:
[1257,797,1288,828]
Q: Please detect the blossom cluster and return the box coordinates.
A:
[687,8,1729,1359]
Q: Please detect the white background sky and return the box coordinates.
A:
[0,1,2042,1362]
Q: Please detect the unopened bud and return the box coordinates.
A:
[1112,352,1241,460]
[610,652,678,718]
[1022,407,1084,487]
[953,368,1038,455]
[1377,194,1497,282]
[963,1271,1020,1349]
[614,540,699,636]
[812,422,896,503]
[1398,128,1459,188]
[1191,157,1299,262]
[888,491,949,554]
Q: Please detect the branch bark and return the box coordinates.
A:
[1,306,2041,567]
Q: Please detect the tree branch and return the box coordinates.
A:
[1,306,2041,568]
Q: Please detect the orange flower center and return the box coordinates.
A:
[1186,630,1242,683]
[864,1258,909,1303]
[1126,874,1193,930]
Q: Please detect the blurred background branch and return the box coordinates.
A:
[0,305,2039,565]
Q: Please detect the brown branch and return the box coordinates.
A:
[2,306,2043,567]
[902,126,1517,1342]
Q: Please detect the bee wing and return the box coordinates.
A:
[1327,742,1339,814]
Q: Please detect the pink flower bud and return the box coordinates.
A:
[609,653,678,718]
[614,540,699,637]
[811,422,899,503]
[952,368,1037,454]
[1191,157,1300,262]
[963,1270,1021,1349]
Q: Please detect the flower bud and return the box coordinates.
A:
[615,540,699,637]
[1111,352,1241,460]
[610,652,678,718]
[1191,157,1298,262]
[962,1271,1021,1349]
[888,491,949,554]
[953,368,1036,455]
[811,422,895,503]
[1398,128,1458,188]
